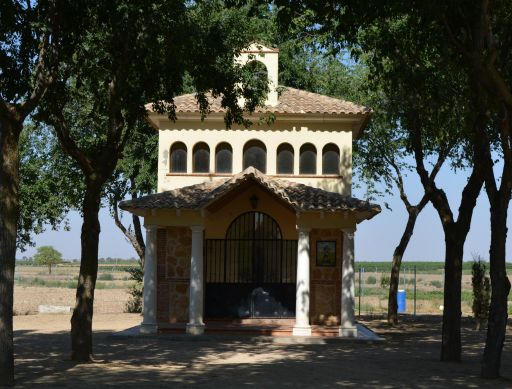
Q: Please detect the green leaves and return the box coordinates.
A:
[18,123,81,249]
[32,245,63,266]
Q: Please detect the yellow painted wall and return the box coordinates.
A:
[204,184,297,240]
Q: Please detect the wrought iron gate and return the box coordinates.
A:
[205,212,297,318]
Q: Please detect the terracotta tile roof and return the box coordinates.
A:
[119,167,380,221]
[146,87,370,117]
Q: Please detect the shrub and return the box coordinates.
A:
[125,263,143,313]
[380,275,390,289]
[472,259,491,330]
[367,276,377,285]
[31,277,47,287]
[430,280,442,288]
[98,273,114,281]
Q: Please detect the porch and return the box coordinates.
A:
[118,168,380,338]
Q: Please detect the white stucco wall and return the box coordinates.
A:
[155,116,355,196]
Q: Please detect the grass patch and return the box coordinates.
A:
[430,280,443,288]
[98,273,114,281]
[355,261,512,274]
[355,287,473,303]
[14,277,122,289]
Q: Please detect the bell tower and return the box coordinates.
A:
[238,43,279,107]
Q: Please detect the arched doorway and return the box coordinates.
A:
[205,212,297,319]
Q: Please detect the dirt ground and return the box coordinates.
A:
[14,286,129,315]
[11,313,512,388]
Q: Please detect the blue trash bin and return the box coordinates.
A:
[397,289,406,313]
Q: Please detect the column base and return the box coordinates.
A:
[292,325,312,336]
[140,323,158,334]
[339,326,357,337]
[186,323,205,335]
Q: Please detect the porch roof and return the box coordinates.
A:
[119,167,381,222]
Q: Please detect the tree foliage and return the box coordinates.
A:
[0,1,84,384]
[18,124,79,249]
[271,0,485,362]
[272,0,512,375]
[33,245,63,274]
[35,0,278,362]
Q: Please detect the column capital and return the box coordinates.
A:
[144,224,158,232]
[190,225,205,233]
[341,227,356,236]
[296,226,311,233]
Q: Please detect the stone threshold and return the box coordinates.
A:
[110,323,382,342]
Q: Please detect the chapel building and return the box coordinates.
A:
[120,43,380,337]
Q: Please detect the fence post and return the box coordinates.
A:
[358,267,362,318]
[414,265,417,318]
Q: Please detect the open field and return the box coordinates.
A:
[354,269,476,315]
[13,262,512,316]
[12,313,512,388]
[14,287,130,315]
[14,264,133,314]
[354,262,512,316]
[355,261,512,274]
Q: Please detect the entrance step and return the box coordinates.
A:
[208,318,295,326]
[158,321,341,337]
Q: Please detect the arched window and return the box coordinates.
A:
[299,143,316,174]
[215,142,233,174]
[193,142,210,173]
[226,211,282,240]
[322,143,340,175]
[276,143,294,174]
[243,140,266,173]
[170,142,187,173]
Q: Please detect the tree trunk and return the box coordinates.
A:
[441,228,464,361]
[49,264,52,275]
[132,213,145,266]
[481,195,511,378]
[388,209,419,325]
[130,177,145,267]
[70,180,102,362]
[0,117,21,386]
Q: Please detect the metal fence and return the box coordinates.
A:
[355,266,449,317]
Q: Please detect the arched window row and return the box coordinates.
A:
[169,141,341,175]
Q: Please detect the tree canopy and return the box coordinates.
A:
[33,245,63,274]
[272,0,511,376]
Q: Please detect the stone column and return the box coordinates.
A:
[293,227,312,336]
[186,225,205,335]
[140,225,158,334]
[340,227,357,337]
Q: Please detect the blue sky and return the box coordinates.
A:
[16,156,511,262]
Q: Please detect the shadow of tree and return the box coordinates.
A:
[13,315,512,388]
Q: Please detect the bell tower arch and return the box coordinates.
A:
[237,43,279,106]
